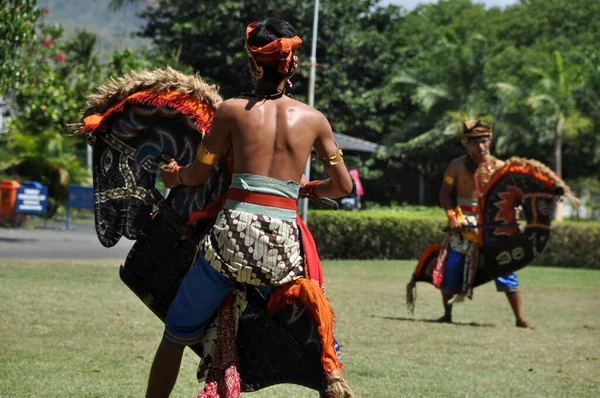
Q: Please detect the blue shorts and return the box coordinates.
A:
[442,250,520,293]
[441,249,465,293]
[164,252,235,346]
[494,272,520,292]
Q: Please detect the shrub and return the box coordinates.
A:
[307,210,445,260]
[307,211,600,269]
[536,223,600,269]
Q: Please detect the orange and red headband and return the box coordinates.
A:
[245,22,302,75]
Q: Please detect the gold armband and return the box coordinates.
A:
[444,174,455,185]
[319,148,344,169]
[196,142,220,165]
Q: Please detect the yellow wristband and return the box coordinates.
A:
[445,209,457,219]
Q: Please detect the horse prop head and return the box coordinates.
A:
[79,67,222,247]
[475,157,580,284]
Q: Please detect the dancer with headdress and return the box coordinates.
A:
[147,18,354,397]
[404,119,547,329]
[431,120,535,328]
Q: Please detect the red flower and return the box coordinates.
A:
[43,8,50,14]
[55,53,65,62]
[41,39,52,48]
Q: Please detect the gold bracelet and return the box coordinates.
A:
[196,142,220,165]
[445,208,457,219]
[319,148,344,169]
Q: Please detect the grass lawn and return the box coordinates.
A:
[1,259,599,397]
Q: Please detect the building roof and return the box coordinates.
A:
[333,133,381,153]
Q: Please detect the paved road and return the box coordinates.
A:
[0,222,134,260]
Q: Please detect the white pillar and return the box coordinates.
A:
[301,0,320,225]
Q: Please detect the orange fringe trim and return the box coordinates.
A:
[80,90,216,135]
[267,278,342,375]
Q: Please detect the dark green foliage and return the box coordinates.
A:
[1,3,172,211]
[0,0,45,95]
[4,0,600,207]
[536,223,600,269]
[138,0,398,147]
[307,211,600,269]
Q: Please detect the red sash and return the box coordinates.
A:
[460,204,478,214]
[225,188,325,290]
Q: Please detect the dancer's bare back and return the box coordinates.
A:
[207,95,338,183]
[161,95,352,198]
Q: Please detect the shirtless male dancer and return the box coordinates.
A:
[438,119,534,329]
[146,18,353,397]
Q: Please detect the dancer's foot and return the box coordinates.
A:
[437,314,452,323]
[516,319,535,329]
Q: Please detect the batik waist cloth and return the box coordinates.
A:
[449,197,479,253]
[202,173,304,286]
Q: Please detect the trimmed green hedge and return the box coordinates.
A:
[307,211,600,269]
[535,223,600,269]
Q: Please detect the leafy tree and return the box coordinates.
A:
[0,0,45,95]
[382,30,492,175]
[136,0,402,141]
[526,51,587,177]
[87,0,600,206]
[569,49,600,179]
[1,23,102,213]
[0,129,88,215]
[1,6,183,213]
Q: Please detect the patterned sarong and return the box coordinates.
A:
[202,174,304,286]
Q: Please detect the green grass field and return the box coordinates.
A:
[1,260,599,397]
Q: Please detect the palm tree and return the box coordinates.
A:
[495,51,590,177]
[384,30,493,172]
[388,30,491,146]
[526,51,585,177]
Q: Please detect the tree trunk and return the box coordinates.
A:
[554,110,564,177]
[418,173,426,205]
[554,110,565,221]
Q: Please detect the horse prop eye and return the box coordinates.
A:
[101,148,114,175]
[537,199,553,217]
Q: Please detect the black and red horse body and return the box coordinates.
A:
[408,158,578,308]
[80,68,335,394]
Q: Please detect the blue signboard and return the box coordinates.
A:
[68,185,94,210]
[65,185,94,230]
[16,181,48,215]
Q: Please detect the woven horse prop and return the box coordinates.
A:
[406,157,579,312]
[78,68,348,397]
